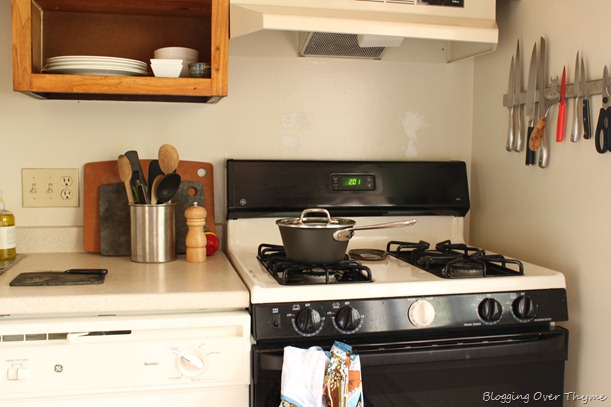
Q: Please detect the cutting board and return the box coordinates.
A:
[84,160,215,254]
[98,181,204,256]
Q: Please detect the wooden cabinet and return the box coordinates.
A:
[11,0,228,103]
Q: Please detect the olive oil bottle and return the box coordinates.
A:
[0,191,16,261]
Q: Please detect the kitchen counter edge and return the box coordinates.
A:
[0,252,250,317]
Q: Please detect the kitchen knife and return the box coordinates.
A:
[581,56,592,139]
[513,39,523,152]
[506,56,515,152]
[538,37,549,169]
[594,65,611,154]
[525,42,538,166]
[571,52,583,142]
[556,67,567,142]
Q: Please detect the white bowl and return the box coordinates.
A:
[150,61,183,78]
[154,47,199,60]
[150,58,183,65]
[151,49,197,77]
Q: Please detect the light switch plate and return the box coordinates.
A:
[21,168,79,207]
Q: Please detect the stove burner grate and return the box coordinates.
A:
[257,244,372,285]
[387,240,524,278]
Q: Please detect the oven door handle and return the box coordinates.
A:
[257,328,568,371]
[356,328,568,366]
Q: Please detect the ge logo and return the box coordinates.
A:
[54,364,63,373]
[239,198,247,206]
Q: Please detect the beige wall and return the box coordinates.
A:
[472,0,611,403]
[1,1,473,237]
[5,0,602,402]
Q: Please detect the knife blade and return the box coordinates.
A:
[571,52,583,142]
[506,56,515,152]
[556,66,567,142]
[537,37,549,168]
[581,56,592,139]
[525,42,538,166]
[513,39,523,152]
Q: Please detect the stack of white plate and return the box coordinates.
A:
[44,56,148,76]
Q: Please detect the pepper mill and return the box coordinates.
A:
[184,202,207,263]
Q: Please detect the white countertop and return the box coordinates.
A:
[0,252,249,318]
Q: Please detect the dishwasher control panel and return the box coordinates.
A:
[0,311,250,400]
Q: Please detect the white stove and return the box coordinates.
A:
[225,159,567,339]
[225,159,569,407]
[227,216,566,305]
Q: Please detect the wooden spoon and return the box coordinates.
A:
[158,144,180,174]
[117,155,134,204]
[150,175,163,204]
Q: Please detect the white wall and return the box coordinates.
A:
[472,0,611,403]
[0,1,474,250]
[2,0,602,401]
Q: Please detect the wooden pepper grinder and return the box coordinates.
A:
[185,202,207,263]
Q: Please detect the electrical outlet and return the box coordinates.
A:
[22,168,79,208]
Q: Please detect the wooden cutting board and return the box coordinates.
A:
[84,160,215,254]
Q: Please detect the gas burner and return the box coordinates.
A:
[257,244,372,285]
[387,239,524,278]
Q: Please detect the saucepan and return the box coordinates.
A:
[276,208,416,264]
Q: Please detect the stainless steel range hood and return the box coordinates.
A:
[230,0,498,62]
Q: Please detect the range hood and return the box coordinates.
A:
[230,0,498,62]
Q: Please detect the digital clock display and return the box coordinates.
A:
[342,177,363,187]
[331,173,375,191]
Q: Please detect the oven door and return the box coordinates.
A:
[252,326,568,407]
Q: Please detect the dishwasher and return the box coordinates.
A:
[0,310,250,406]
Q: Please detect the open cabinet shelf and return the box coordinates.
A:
[11,0,228,103]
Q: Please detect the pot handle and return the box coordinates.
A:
[299,208,334,225]
[332,219,417,242]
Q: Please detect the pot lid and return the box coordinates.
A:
[276,208,355,229]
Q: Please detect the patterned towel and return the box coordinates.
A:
[322,341,364,407]
[279,346,328,407]
[278,341,364,407]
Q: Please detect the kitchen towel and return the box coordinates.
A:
[322,341,364,407]
[279,346,328,407]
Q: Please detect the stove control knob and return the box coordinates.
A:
[295,308,322,334]
[408,299,436,327]
[478,298,503,322]
[335,306,362,332]
[512,295,537,320]
[176,348,207,377]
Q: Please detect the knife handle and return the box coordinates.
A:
[506,106,515,151]
[525,124,537,165]
[514,106,523,152]
[583,98,592,139]
[556,103,566,142]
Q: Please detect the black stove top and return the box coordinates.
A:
[257,244,372,285]
[387,240,524,278]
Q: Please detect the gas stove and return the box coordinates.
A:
[257,243,373,285]
[225,160,567,336]
[226,159,569,407]
[227,215,565,306]
[387,239,524,278]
